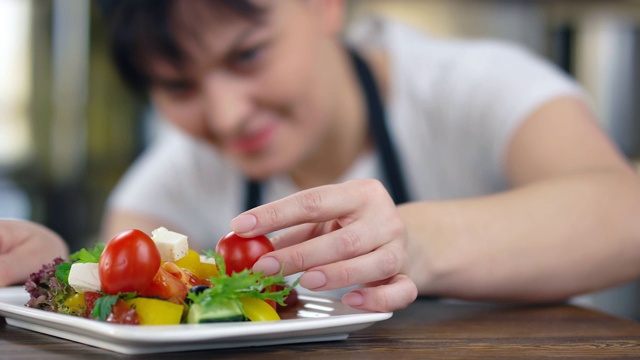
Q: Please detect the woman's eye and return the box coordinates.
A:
[230,44,266,72]
[161,81,197,99]
[238,47,260,63]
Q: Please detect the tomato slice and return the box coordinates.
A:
[106,299,139,325]
[162,261,211,288]
[139,266,188,304]
[275,285,299,311]
[263,285,277,310]
[83,291,102,318]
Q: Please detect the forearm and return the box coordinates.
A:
[401,168,640,302]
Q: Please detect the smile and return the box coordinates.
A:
[228,122,278,155]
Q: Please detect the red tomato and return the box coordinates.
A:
[162,262,211,288]
[83,291,102,318]
[276,285,299,312]
[106,299,139,325]
[98,229,161,295]
[264,285,277,310]
[215,232,275,275]
[139,266,188,304]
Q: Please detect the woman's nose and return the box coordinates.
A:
[202,73,252,134]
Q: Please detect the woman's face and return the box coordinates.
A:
[148,0,345,180]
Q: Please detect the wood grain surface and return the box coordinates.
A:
[1,298,639,359]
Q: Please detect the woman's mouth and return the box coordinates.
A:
[228,122,278,155]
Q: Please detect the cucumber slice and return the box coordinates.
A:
[186,301,245,324]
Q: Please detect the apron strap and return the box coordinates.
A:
[349,48,410,205]
[244,178,262,213]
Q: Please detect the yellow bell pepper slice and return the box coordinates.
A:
[174,250,201,275]
[196,262,218,279]
[239,297,280,321]
[62,293,86,314]
[174,250,219,279]
[126,298,184,325]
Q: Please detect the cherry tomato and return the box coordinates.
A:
[215,232,274,275]
[139,266,188,304]
[98,229,161,295]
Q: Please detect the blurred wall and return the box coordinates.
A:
[9,0,145,251]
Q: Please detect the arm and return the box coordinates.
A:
[230,96,640,311]
[0,220,69,286]
[402,96,640,302]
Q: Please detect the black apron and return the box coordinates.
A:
[244,48,410,211]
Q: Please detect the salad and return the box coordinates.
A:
[24,227,298,325]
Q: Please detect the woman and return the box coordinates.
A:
[3,0,640,313]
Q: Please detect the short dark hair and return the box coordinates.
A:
[96,0,263,93]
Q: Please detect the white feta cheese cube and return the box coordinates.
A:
[68,262,101,293]
[200,255,216,265]
[151,227,189,262]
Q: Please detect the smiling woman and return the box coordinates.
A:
[1,0,640,321]
[94,0,640,317]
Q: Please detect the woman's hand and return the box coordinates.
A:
[230,179,418,312]
[0,220,69,286]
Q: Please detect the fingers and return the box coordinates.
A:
[228,179,415,312]
[0,220,68,287]
[342,274,418,312]
[230,179,392,236]
[258,222,381,276]
[269,223,323,250]
[296,241,405,290]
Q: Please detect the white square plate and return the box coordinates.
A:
[0,286,391,355]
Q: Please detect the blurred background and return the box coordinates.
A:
[1,0,639,317]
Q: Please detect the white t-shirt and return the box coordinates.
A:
[107,17,583,248]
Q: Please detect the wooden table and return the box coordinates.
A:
[1,298,639,359]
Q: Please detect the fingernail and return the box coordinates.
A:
[300,271,327,289]
[230,214,257,233]
[252,257,281,276]
[342,292,364,307]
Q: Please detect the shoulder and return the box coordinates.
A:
[345,16,519,69]
[347,16,577,94]
[106,122,245,245]
[108,121,241,207]
[127,123,233,180]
